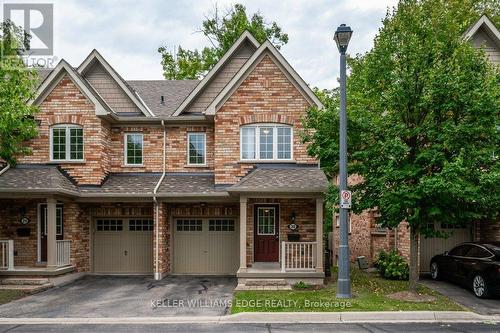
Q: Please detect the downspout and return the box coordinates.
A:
[153,120,166,280]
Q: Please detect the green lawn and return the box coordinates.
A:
[0,289,25,305]
[232,268,464,313]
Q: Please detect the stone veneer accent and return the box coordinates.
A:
[154,202,170,276]
[214,54,317,185]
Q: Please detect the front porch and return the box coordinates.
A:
[235,195,325,288]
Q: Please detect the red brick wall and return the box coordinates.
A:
[0,200,39,267]
[154,202,170,275]
[166,126,214,172]
[214,54,317,184]
[476,218,500,242]
[19,75,111,185]
[109,126,163,172]
[63,202,90,272]
[246,198,317,266]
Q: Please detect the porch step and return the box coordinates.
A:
[0,283,53,294]
[244,279,288,287]
[0,278,50,286]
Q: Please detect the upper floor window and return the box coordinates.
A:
[240,124,293,161]
[125,133,143,166]
[188,132,206,166]
[50,124,83,162]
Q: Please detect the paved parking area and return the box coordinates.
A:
[421,278,500,315]
[0,275,236,317]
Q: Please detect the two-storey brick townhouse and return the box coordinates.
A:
[330,14,500,274]
[0,31,328,288]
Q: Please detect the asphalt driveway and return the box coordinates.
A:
[0,275,237,318]
[421,278,500,315]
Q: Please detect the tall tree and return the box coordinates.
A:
[303,0,499,292]
[158,3,288,79]
[0,20,39,165]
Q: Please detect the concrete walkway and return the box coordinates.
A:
[0,311,497,325]
[420,278,500,315]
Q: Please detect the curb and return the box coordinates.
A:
[0,311,497,325]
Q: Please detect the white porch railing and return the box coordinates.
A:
[56,240,71,267]
[0,240,14,270]
[281,241,317,272]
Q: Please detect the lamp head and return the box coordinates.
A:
[334,24,353,53]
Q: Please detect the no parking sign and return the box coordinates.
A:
[340,190,351,209]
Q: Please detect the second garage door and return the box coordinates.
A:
[173,218,238,275]
[93,218,153,274]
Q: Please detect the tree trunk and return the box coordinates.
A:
[409,226,419,292]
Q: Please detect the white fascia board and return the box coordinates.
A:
[206,41,324,115]
[30,60,110,116]
[77,50,155,117]
[171,31,261,117]
[463,15,500,47]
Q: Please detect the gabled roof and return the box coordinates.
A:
[30,59,112,116]
[205,40,324,115]
[127,80,199,117]
[463,14,500,47]
[77,49,155,117]
[171,31,260,116]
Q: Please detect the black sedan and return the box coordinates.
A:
[430,242,500,298]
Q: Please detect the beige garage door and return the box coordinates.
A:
[173,218,238,275]
[93,218,153,274]
[420,222,472,273]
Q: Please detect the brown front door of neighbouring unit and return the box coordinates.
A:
[254,204,279,262]
[40,204,64,262]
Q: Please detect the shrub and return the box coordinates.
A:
[375,250,409,280]
[294,281,310,289]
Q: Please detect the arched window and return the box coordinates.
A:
[240,124,293,161]
[50,124,84,161]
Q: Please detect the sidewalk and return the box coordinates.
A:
[0,311,498,325]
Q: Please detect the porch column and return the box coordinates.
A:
[46,198,57,269]
[238,196,247,273]
[316,197,324,273]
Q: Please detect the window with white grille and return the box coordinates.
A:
[176,219,202,231]
[129,219,153,231]
[96,219,123,231]
[208,219,235,231]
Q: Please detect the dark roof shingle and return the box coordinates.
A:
[0,165,78,195]
[127,80,199,117]
[79,173,161,195]
[229,166,328,193]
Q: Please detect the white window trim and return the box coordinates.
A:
[240,124,293,162]
[124,132,144,166]
[49,124,84,162]
[187,132,207,166]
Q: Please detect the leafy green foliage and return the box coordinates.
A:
[0,20,39,165]
[375,250,410,281]
[158,3,288,79]
[303,0,499,290]
[293,281,311,289]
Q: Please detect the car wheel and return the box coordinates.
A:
[472,274,490,298]
[430,262,440,280]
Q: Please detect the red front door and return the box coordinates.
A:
[40,205,64,262]
[254,204,279,262]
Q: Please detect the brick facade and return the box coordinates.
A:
[166,126,214,172]
[214,54,317,185]
[19,75,111,185]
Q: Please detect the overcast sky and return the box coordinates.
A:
[5,0,398,88]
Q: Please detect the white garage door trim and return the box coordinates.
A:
[172,217,239,275]
[93,217,153,274]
